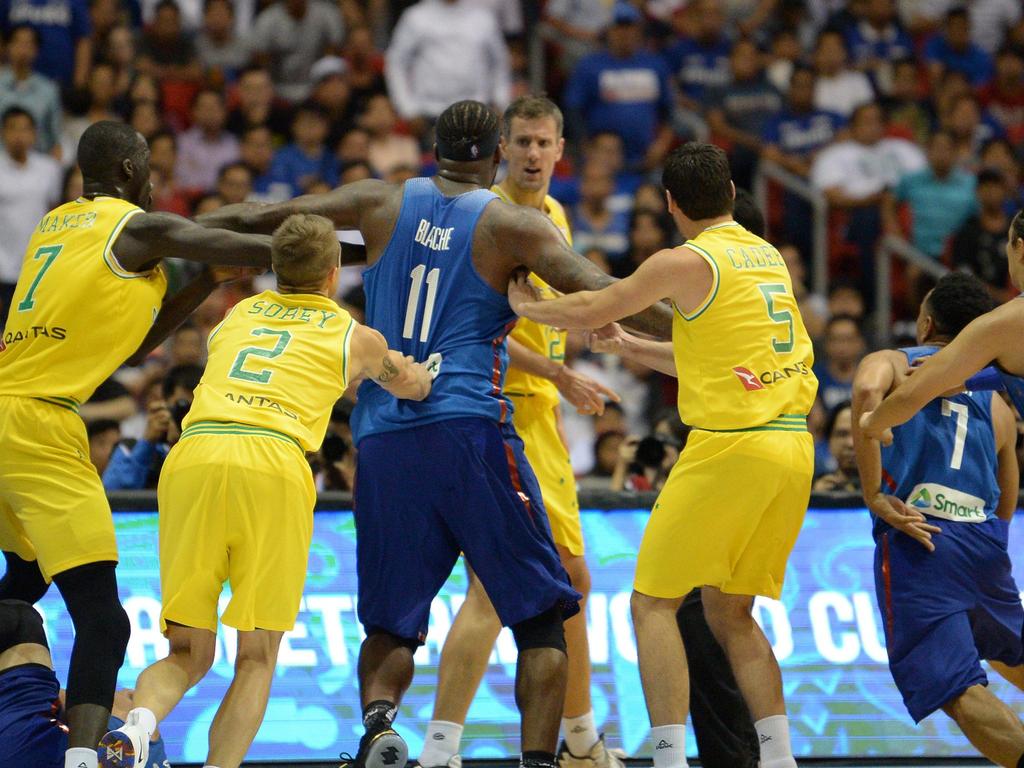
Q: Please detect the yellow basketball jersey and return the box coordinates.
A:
[183,290,355,452]
[673,221,817,431]
[495,188,573,408]
[0,196,167,411]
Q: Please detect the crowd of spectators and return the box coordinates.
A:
[3,0,1024,492]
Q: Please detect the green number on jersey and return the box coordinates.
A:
[17,244,63,312]
[228,328,292,384]
[758,283,794,354]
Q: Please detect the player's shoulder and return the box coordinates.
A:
[543,194,568,222]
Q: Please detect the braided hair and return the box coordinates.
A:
[435,100,501,162]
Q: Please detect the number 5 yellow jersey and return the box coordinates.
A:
[673,222,818,431]
[183,290,356,452]
[0,196,167,411]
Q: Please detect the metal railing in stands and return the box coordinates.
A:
[874,234,950,347]
[753,160,830,297]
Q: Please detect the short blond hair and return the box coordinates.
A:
[271,213,340,288]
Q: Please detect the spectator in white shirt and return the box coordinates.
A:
[0,106,61,322]
[812,29,875,117]
[385,0,510,127]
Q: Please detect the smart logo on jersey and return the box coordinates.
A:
[733,361,811,390]
[905,483,987,523]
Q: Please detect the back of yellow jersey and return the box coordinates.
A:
[500,191,572,407]
[184,291,355,452]
[0,196,167,410]
[673,222,817,431]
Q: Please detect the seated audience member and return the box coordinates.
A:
[941,93,1004,169]
[361,93,420,179]
[812,29,875,118]
[578,430,626,492]
[571,162,631,264]
[226,66,294,143]
[175,87,240,192]
[269,101,340,196]
[86,419,122,476]
[662,0,732,108]
[844,0,912,92]
[309,56,357,148]
[883,58,932,146]
[762,66,845,179]
[137,0,203,85]
[610,433,679,492]
[828,280,867,322]
[148,130,192,216]
[195,0,248,80]
[979,46,1024,143]
[216,161,253,205]
[924,8,994,88]
[0,25,63,155]
[951,168,1013,299]
[812,401,860,492]
[314,400,356,491]
[779,242,828,341]
[239,125,292,202]
[814,315,866,411]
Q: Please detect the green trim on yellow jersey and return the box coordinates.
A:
[676,242,721,321]
[341,317,355,384]
[180,420,303,450]
[697,414,808,433]
[101,208,146,280]
[33,396,81,414]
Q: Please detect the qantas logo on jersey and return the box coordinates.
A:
[2,326,68,346]
[733,361,811,390]
[906,483,987,523]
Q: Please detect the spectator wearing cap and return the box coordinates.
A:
[309,55,356,148]
[226,65,293,143]
[1,0,91,87]
[884,130,977,261]
[564,2,674,171]
[543,0,614,73]
[979,46,1024,143]
[195,0,248,80]
[812,29,875,118]
[924,8,994,88]
[663,0,732,108]
[951,168,1014,299]
[268,101,339,196]
[0,25,61,155]
[248,0,345,103]
[175,86,240,192]
[0,106,61,322]
[384,0,510,128]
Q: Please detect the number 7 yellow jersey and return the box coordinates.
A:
[0,196,167,411]
[182,290,356,452]
[673,221,818,431]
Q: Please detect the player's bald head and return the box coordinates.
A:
[272,214,340,289]
[78,120,148,184]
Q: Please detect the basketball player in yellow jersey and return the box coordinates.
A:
[510,144,817,768]
[97,214,433,768]
[418,96,622,768]
[0,120,274,768]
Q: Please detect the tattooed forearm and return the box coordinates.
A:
[377,354,400,383]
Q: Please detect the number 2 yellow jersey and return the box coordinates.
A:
[673,221,818,431]
[183,290,356,452]
[498,189,572,409]
[0,196,167,411]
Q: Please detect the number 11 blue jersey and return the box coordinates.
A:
[352,178,516,443]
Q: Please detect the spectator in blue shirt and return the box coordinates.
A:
[662,0,731,107]
[924,8,994,88]
[564,1,674,171]
[884,129,978,260]
[0,0,91,87]
[103,365,202,491]
[268,101,340,197]
[844,0,913,93]
[813,314,866,412]
[571,160,631,265]
[0,24,61,155]
[706,36,783,188]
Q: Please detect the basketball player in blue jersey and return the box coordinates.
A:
[197,100,672,768]
[852,272,1024,768]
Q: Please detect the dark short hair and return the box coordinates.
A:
[662,143,733,220]
[825,400,852,440]
[928,129,956,147]
[77,120,146,181]
[155,0,181,14]
[825,313,863,336]
[5,23,40,46]
[789,64,815,82]
[204,0,233,13]
[977,168,1005,186]
[162,364,203,399]
[86,419,120,438]
[1,105,35,128]
[1013,208,1024,245]
[503,95,563,139]
[925,272,995,338]
[191,87,224,108]
[732,188,765,236]
[294,100,328,120]
[149,129,176,148]
[945,7,968,23]
[850,102,882,125]
[218,161,251,181]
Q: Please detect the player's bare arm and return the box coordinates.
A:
[861,302,1024,439]
[350,324,432,401]
[852,350,941,551]
[507,336,619,415]
[114,212,273,272]
[991,393,1020,522]
[589,324,678,377]
[488,204,674,338]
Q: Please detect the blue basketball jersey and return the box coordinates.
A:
[876,346,1000,538]
[352,178,516,442]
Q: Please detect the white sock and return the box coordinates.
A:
[128,706,158,739]
[65,748,98,768]
[756,715,796,768]
[419,720,463,767]
[563,710,599,755]
[650,724,687,768]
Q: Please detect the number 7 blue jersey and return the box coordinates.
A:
[877,345,1000,539]
[352,178,516,443]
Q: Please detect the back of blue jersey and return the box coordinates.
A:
[877,346,1000,537]
[352,177,515,442]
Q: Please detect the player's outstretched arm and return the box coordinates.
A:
[115,211,273,272]
[860,305,1018,439]
[349,324,432,401]
[492,205,673,338]
[991,393,1020,522]
[588,323,678,377]
[507,337,620,415]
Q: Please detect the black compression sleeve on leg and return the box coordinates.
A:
[0,599,49,653]
[511,606,566,653]
[1017,751,1024,768]
[0,552,50,604]
[53,562,130,709]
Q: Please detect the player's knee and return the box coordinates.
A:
[365,626,421,652]
[0,599,48,649]
[235,632,284,673]
[511,606,566,654]
[702,597,753,641]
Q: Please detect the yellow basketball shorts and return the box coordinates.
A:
[634,428,813,600]
[511,395,583,556]
[157,424,315,634]
[0,395,117,580]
